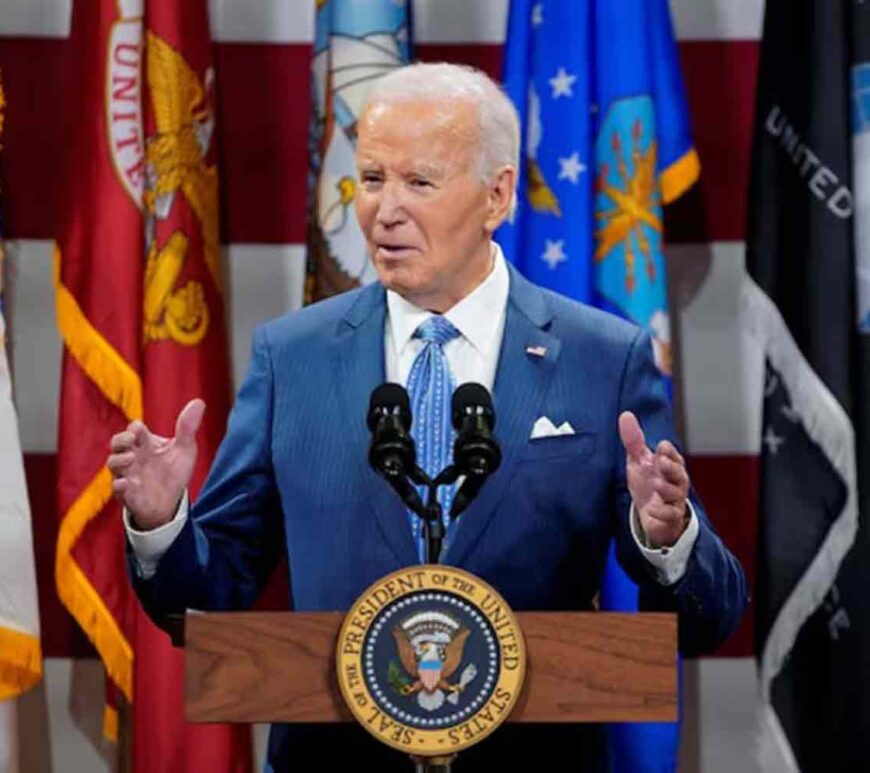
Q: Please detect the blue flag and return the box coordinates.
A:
[497,1,699,770]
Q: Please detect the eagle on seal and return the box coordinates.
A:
[391,616,477,712]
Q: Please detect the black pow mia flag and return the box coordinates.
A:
[743,0,870,769]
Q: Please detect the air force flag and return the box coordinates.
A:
[497,0,699,377]
[497,2,700,771]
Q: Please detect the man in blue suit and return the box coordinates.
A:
[108,63,746,771]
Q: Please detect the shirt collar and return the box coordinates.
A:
[386,242,510,355]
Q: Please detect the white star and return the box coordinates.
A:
[532,4,544,26]
[558,152,586,183]
[549,67,577,99]
[763,426,785,455]
[541,240,567,270]
[396,26,408,43]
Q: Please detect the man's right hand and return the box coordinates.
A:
[107,398,205,531]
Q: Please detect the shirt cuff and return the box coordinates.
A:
[630,500,700,586]
[123,491,189,580]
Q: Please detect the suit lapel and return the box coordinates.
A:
[444,266,561,566]
[332,285,418,565]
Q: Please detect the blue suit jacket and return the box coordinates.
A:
[132,265,747,771]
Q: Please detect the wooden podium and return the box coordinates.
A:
[182,610,677,726]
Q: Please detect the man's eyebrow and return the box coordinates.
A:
[406,163,445,178]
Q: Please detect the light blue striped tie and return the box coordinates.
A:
[406,316,461,562]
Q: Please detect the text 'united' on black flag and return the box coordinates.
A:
[743,0,870,770]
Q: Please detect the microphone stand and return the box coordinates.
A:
[368,384,497,773]
[405,464,461,773]
[407,465,460,565]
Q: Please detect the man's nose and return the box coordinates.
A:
[375,183,407,227]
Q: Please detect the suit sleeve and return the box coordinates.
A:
[128,324,285,623]
[611,329,749,655]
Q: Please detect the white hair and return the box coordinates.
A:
[362,62,520,214]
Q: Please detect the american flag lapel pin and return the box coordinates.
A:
[526,344,547,359]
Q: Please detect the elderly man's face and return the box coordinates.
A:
[355,99,508,311]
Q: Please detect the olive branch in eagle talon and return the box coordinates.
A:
[594,119,662,293]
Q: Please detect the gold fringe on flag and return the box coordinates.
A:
[53,244,141,701]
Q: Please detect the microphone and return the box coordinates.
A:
[450,383,501,518]
[452,383,501,475]
[367,384,423,513]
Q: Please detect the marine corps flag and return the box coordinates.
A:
[744,0,870,769]
[54,0,249,770]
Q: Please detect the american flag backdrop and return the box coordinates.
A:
[0,1,766,770]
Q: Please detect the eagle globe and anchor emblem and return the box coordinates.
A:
[336,565,526,768]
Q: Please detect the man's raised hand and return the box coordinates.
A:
[618,410,690,548]
[107,399,205,531]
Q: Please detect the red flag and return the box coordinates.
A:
[55,0,250,770]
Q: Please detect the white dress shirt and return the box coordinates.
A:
[126,242,698,584]
[384,243,508,389]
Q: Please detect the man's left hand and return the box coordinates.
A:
[618,411,690,548]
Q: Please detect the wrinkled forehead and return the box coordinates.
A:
[356,98,479,171]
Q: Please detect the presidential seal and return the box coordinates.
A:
[336,566,525,758]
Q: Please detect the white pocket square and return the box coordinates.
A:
[530,416,576,439]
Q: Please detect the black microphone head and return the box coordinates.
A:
[451,383,500,478]
[367,383,411,432]
[451,383,495,429]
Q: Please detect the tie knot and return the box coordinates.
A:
[413,316,460,346]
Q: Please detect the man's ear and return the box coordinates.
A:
[483,165,518,233]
